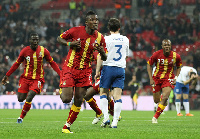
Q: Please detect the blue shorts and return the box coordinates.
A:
[174,82,189,94]
[100,66,125,89]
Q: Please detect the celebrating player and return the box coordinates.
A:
[1,33,61,123]
[147,39,182,124]
[57,11,107,133]
[95,18,129,128]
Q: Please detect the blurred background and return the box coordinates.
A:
[0,0,200,110]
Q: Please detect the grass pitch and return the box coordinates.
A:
[0,109,199,139]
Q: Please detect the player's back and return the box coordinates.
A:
[103,34,129,68]
[177,66,197,83]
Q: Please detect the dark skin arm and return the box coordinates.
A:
[147,64,155,86]
[57,36,81,48]
[94,43,107,61]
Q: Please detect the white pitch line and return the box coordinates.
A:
[0,122,14,123]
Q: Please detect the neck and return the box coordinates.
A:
[30,45,38,51]
[85,26,95,35]
[110,31,119,34]
[163,51,170,57]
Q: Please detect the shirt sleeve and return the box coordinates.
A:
[6,48,26,76]
[59,28,73,40]
[126,37,129,57]
[44,48,53,62]
[176,53,182,67]
[147,52,157,65]
[16,48,26,64]
[100,36,108,54]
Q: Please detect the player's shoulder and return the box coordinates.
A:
[22,46,30,51]
[123,35,129,42]
[70,26,85,32]
[172,51,181,58]
[96,31,104,37]
[152,49,162,56]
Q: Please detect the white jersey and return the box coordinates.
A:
[177,66,197,84]
[103,33,129,68]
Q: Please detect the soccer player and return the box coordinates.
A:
[1,33,61,123]
[147,39,182,124]
[57,11,107,133]
[95,18,129,128]
[128,75,140,110]
[174,66,198,116]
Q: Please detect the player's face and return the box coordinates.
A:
[162,40,171,54]
[86,15,99,30]
[30,35,39,49]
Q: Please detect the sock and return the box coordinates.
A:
[154,104,166,119]
[66,104,81,125]
[20,102,31,119]
[154,103,158,113]
[175,99,181,114]
[183,99,189,114]
[87,98,102,115]
[100,95,109,120]
[108,99,114,116]
[113,99,122,126]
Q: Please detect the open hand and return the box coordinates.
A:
[2,75,9,85]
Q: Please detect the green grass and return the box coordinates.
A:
[0,109,199,139]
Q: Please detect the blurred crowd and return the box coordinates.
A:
[0,0,200,99]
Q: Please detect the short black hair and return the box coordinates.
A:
[86,10,96,20]
[107,18,120,32]
[190,72,196,78]
[30,33,39,38]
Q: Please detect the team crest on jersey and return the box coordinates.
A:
[63,81,66,85]
[26,56,30,62]
[39,52,43,58]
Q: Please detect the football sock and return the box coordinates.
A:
[154,104,166,119]
[108,99,114,116]
[20,101,31,119]
[154,103,158,113]
[87,98,102,115]
[175,99,181,114]
[113,99,122,125]
[183,99,189,114]
[100,95,109,120]
[66,104,81,125]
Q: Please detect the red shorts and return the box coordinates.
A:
[18,77,44,94]
[93,79,100,92]
[60,67,92,88]
[152,77,174,93]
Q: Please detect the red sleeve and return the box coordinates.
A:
[44,48,53,62]
[44,48,60,76]
[16,47,26,64]
[147,51,157,65]
[49,61,61,76]
[176,53,182,67]
[100,35,108,53]
[6,48,26,76]
[6,62,20,76]
[59,28,74,40]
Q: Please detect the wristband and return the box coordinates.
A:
[175,76,178,80]
[67,42,71,46]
